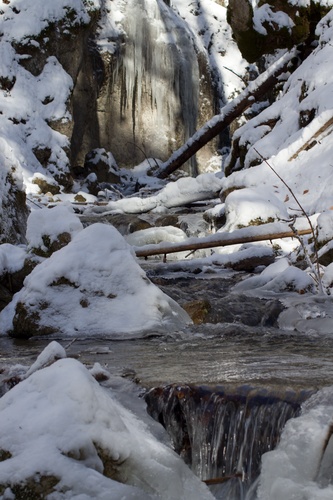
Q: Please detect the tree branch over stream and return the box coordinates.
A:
[135,222,312,258]
[156,49,298,179]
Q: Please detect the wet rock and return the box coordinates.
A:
[145,384,303,490]
[154,274,283,327]
[224,251,275,272]
[0,256,39,312]
[261,299,285,327]
[183,300,212,324]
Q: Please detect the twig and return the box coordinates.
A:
[126,142,160,171]
[64,338,77,350]
[254,148,324,294]
[223,66,247,84]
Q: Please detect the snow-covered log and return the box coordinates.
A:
[135,222,311,258]
[156,49,298,179]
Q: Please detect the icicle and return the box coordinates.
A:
[119,0,199,170]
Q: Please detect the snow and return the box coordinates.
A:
[0,0,99,41]
[0,351,214,499]
[26,204,83,253]
[0,244,27,275]
[0,223,192,337]
[2,2,333,497]
[222,187,290,232]
[171,0,247,102]
[91,173,223,214]
[317,211,333,244]
[222,12,333,217]
[253,4,294,36]
[257,386,333,500]
[125,225,188,246]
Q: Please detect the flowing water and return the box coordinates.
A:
[1,267,333,498]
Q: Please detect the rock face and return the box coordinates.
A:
[227,0,331,63]
[0,1,219,181]
[73,0,219,174]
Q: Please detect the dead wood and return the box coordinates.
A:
[135,223,312,258]
[289,115,333,161]
[156,49,298,179]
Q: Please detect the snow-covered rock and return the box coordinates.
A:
[0,355,214,500]
[222,187,290,232]
[26,204,83,256]
[0,223,191,338]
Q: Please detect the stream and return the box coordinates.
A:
[1,216,333,499]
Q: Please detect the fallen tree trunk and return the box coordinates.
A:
[135,222,312,258]
[156,49,298,179]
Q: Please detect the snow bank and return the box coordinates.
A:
[0,223,191,337]
[222,9,333,217]
[257,386,333,500]
[0,355,214,499]
[233,258,314,294]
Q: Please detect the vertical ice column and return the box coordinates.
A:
[121,0,199,172]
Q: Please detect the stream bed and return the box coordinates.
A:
[1,265,333,499]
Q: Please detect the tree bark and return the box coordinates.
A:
[156,49,298,179]
[135,224,311,258]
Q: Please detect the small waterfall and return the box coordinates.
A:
[145,384,312,499]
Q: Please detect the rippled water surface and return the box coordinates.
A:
[1,266,333,392]
[1,324,333,391]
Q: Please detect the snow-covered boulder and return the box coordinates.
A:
[222,187,289,232]
[233,258,314,294]
[26,204,83,257]
[0,356,214,500]
[0,223,191,338]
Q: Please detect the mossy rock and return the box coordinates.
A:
[0,449,12,462]
[182,299,212,324]
[0,475,59,500]
[30,232,72,258]
[9,301,57,339]
[237,216,275,228]
[0,76,16,92]
[32,175,60,195]
[227,0,331,63]
[74,193,87,203]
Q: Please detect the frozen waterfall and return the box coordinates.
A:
[108,0,203,172]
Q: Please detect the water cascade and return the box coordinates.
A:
[101,0,217,171]
[145,384,312,499]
